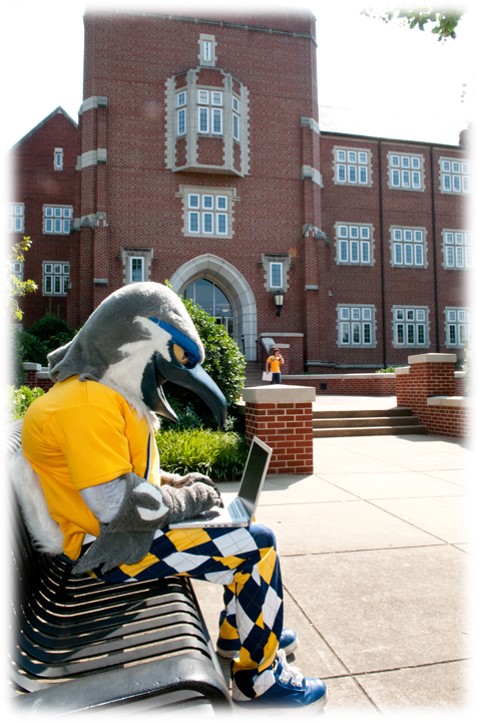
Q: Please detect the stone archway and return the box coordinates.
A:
[170,254,258,360]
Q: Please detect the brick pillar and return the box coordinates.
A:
[243,385,315,474]
[395,353,457,419]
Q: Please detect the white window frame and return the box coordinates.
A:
[337,305,376,347]
[197,88,223,136]
[43,262,70,296]
[442,229,472,269]
[440,157,470,194]
[199,34,216,66]
[445,307,471,348]
[183,189,233,238]
[122,249,152,284]
[43,205,73,235]
[54,147,64,171]
[388,153,424,191]
[12,261,24,281]
[334,148,371,187]
[8,202,25,233]
[390,226,426,268]
[393,306,429,348]
[269,261,283,289]
[336,223,373,266]
[129,256,145,283]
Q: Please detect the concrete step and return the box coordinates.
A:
[314,424,429,438]
[313,407,412,419]
[313,415,423,429]
[313,407,428,437]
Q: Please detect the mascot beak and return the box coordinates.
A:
[141,351,227,427]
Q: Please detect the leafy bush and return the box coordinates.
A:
[156,428,248,481]
[11,328,49,384]
[28,315,75,355]
[375,367,397,373]
[8,385,44,420]
[161,295,246,429]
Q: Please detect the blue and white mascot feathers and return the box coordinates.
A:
[11,282,228,574]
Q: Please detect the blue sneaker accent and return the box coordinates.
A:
[216,628,298,659]
[232,649,327,708]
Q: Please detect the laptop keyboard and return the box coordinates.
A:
[228,499,245,520]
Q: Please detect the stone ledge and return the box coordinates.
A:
[408,353,457,365]
[242,385,316,404]
[427,396,471,408]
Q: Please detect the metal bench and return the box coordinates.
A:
[8,422,232,713]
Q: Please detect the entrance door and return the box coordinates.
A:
[184,279,234,336]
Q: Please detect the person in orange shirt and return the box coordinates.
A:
[266,348,284,384]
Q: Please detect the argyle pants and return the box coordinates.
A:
[93,522,284,698]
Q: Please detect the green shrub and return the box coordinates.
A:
[27,315,75,355]
[156,428,248,481]
[161,294,246,429]
[11,328,49,384]
[8,385,44,420]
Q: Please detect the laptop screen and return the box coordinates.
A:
[238,437,272,514]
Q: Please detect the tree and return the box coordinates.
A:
[9,236,38,321]
[362,8,463,40]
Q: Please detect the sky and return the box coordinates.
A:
[1,0,475,153]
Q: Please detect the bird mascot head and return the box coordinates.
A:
[47,281,227,427]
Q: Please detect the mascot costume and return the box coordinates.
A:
[13,282,327,709]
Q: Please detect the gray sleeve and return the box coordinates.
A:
[80,477,127,523]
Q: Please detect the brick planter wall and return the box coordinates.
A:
[284,373,396,396]
[395,354,471,439]
[23,364,54,392]
[243,385,315,474]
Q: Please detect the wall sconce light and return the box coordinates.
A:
[273,291,284,317]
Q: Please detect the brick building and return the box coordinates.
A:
[9,8,471,373]
[9,107,78,324]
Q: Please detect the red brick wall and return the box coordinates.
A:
[285,373,396,396]
[9,109,78,327]
[243,387,315,474]
[395,354,470,438]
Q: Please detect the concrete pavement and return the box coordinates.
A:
[192,407,474,718]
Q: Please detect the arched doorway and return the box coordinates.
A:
[169,254,257,360]
[184,279,233,336]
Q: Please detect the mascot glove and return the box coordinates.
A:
[73,472,223,575]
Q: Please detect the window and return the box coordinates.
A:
[43,205,72,235]
[391,227,426,268]
[8,203,25,233]
[12,261,23,282]
[183,189,232,238]
[336,223,372,265]
[443,230,472,269]
[176,91,187,136]
[445,308,471,347]
[393,307,429,347]
[197,89,223,135]
[338,305,375,347]
[130,257,145,282]
[269,262,283,289]
[54,147,64,171]
[334,148,370,186]
[440,158,470,194]
[232,95,240,142]
[199,34,216,66]
[43,262,70,296]
[388,153,424,190]
[121,249,152,284]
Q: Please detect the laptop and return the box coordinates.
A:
[169,436,272,529]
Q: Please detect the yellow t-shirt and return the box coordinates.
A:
[22,377,160,560]
[267,354,283,373]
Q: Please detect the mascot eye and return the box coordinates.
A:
[172,343,195,368]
